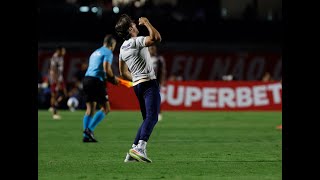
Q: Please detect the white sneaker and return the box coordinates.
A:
[48,107,54,112]
[158,114,162,121]
[129,141,152,163]
[124,153,138,162]
[124,144,138,162]
[52,114,61,120]
[129,147,152,163]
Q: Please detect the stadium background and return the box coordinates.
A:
[38,0,282,111]
[38,0,282,179]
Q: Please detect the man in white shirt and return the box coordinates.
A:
[115,14,162,163]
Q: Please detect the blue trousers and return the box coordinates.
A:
[133,79,161,144]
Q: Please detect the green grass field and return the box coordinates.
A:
[38,110,282,180]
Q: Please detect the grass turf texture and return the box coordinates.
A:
[38,110,282,180]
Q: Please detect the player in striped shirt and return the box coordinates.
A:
[48,46,67,120]
[115,14,162,162]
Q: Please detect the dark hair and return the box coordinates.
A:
[55,45,65,51]
[115,14,133,40]
[103,34,115,46]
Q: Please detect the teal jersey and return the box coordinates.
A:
[85,46,113,81]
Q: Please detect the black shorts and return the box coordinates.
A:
[82,76,108,105]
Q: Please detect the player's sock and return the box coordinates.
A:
[138,140,147,149]
[83,115,92,137]
[88,110,105,131]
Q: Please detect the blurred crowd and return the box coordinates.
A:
[38,62,88,110]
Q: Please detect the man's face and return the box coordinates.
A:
[130,22,139,35]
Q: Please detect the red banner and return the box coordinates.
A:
[162,52,281,81]
[108,81,282,111]
[38,51,281,82]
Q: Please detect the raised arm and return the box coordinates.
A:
[138,17,161,47]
